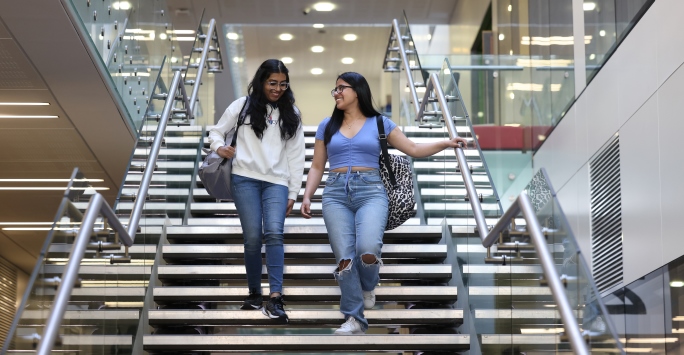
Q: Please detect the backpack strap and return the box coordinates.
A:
[230,96,249,147]
[376,115,397,187]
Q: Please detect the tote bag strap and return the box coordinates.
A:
[229,96,249,147]
[376,115,397,187]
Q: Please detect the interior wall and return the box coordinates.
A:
[289,74,384,126]
[533,0,684,286]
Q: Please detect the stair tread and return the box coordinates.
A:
[153,285,457,302]
[142,334,470,351]
[148,308,462,325]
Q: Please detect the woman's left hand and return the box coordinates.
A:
[445,137,471,149]
[285,199,295,217]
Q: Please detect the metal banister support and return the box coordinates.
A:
[428,73,489,241]
[422,72,591,355]
[127,70,183,239]
[518,192,588,355]
[391,19,421,115]
[37,193,106,355]
[188,18,217,115]
[34,70,185,353]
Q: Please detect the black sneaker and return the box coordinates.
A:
[240,293,263,310]
[262,296,288,322]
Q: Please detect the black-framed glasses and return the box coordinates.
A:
[330,85,353,96]
[267,81,289,90]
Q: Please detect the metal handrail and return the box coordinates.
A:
[423,70,590,354]
[391,19,421,115]
[35,70,184,354]
[188,18,217,115]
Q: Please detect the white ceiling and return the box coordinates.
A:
[166,0,462,81]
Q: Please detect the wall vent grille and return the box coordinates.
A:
[0,259,17,346]
[590,135,623,293]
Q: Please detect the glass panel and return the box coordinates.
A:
[523,168,623,352]
[3,169,123,353]
[64,0,182,134]
[585,0,654,83]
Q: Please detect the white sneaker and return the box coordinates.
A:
[363,290,376,309]
[334,317,365,335]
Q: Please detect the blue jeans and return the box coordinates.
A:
[231,174,288,295]
[322,170,389,331]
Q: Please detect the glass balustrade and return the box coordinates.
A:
[2,168,136,354]
[65,0,183,134]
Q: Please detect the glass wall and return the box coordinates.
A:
[584,0,654,83]
[603,253,684,353]
[67,0,183,134]
[413,0,654,208]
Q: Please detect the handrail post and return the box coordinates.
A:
[391,19,421,115]
[126,70,184,240]
[188,18,216,115]
[36,194,105,355]
[429,73,489,240]
[518,192,589,355]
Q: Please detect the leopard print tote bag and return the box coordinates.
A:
[376,116,416,230]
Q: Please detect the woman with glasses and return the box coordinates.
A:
[209,59,305,323]
[300,72,469,335]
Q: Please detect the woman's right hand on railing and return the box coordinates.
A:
[216,145,236,159]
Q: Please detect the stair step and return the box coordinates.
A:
[157,264,452,281]
[162,244,446,260]
[153,285,457,303]
[20,309,139,325]
[166,225,444,243]
[41,287,146,302]
[44,265,152,280]
[148,308,463,326]
[142,334,470,352]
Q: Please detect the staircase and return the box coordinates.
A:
[140,126,471,353]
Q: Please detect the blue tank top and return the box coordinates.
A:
[315,116,397,170]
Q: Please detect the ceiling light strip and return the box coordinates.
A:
[0,115,58,118]
[0,102,50,105]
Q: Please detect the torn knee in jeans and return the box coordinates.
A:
[361,253,382,266]
[334,259,353,277]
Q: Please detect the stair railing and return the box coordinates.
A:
[423,69,590,355]
[35,70,187,354]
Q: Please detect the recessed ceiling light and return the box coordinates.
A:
[159,33,168,40]
[0,102,49,105]
[341,57,354,64]
[313,2,335,11]
[226,32,239,40]
[279,33,293,41]
[281,57,293,64]
[311,68,323,75]
[112,1,131,10]
[0,115,58,118]
[343,34,357,41]
[311,46,324,53]
[313,24,325,28]
[172,37,195,41]
[583,2,596,11]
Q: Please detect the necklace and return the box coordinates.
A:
[344,117,361,130]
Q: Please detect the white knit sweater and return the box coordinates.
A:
[208,96,305,200]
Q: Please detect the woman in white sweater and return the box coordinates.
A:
[209,59,305,323]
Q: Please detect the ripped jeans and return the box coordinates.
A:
[322,170,389,331]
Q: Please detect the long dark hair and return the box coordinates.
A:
[246,59,301,140]
[323,72,381,145]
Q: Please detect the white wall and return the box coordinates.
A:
[534,0,684,286]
